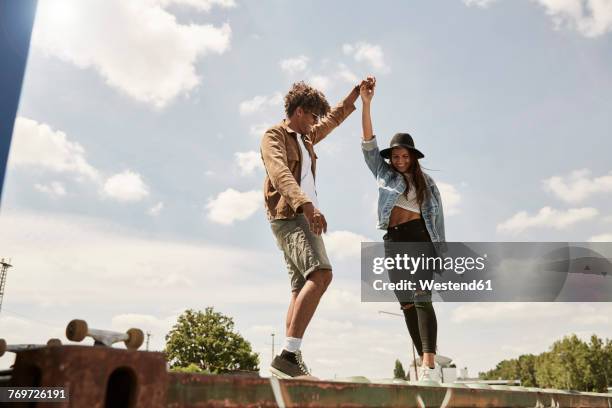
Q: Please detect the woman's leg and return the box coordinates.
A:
[390,219,438,368]
[414,300,437,367]
[401,303,423,357]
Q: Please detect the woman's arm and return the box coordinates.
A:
[360,77,391,178]
[360,77,375,141]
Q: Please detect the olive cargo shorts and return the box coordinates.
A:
[270,214,332,291]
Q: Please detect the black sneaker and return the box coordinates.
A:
[270,350,311,378]
[295,350,310,374]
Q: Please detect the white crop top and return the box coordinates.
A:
[393,177,420,214]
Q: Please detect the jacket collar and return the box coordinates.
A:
[280,119,313,144]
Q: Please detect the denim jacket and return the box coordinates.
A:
[361,137,446,244]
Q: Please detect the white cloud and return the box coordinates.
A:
[111,313,175,337]
[249,123,272,138]
[103,170,150,202]
[452,303,612,326]
[571,314,610,325]
[205,188,262,225]
[336,63,358,83]
[342,42,390,74]
[239,92,282,115]
[497,206,599,234]
[159,0,236,12]
[464,0,612,38]
[234,151,263,175]
[32,0,232,108]
[279,55,309,74]
[10,117,99,181]
[437,181,461,216]
[34,181,67,197]
[11,117,153,205]
[309,75,331,92]
[589,233,612,242]
[0,210,286,360]
[323,230,372,261]
[543,169,612,203]
[451,303,564,323]
[463,0,499,7]
[148,201,164,216]
[531,0,612,37]
[0,211,283,309]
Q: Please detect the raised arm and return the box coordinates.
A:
[359,77,390,179]
[310,80,366,145]
[361,77,375,141]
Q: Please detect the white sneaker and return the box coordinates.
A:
[418,365,440,383]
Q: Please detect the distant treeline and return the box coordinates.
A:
[480,334,611,392]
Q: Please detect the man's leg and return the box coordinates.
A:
[286,291,299,335]
[270,215,332,377]
[287,269,332,338]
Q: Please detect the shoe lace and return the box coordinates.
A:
[296,350,311,375]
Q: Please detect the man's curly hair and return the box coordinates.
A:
[284,81,331,117]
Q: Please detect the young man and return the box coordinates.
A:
[261,80,364,378]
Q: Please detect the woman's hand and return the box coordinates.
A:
[360,76,376,104]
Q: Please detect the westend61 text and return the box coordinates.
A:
[372,254,487,275]
[373,279,493,292]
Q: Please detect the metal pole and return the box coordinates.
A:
[271,333,275,361]
[378,310,418,380]
[0,259,13,313]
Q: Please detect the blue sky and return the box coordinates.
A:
[1,0,612,379]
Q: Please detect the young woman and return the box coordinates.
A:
[360,77,446,382]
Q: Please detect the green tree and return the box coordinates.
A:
[547,334,591,391]
[170,363,211,374]
[586,335,610,392]
[516,354,538,387]
[165,308,260,373]
[393,359,406,379]
[481,334,612,392]
[480,358,519,382]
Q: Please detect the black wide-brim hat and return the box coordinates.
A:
[380,133,425,159]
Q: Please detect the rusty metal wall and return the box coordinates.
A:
[7,345,612,407]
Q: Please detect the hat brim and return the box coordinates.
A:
[380,145,425,160]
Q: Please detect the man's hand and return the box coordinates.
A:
[360,76,376,104]
[347,78,369,105]
[301,202,328,235]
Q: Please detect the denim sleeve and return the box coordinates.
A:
[432,182,447,243]
[361,137,390,179]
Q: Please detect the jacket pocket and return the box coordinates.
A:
[286,147,300,163]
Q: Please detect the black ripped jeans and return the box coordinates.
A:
[383,218,438,356]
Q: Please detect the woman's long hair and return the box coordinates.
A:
[390,148,430,207]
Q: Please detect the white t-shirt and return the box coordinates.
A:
[296,135,319,208]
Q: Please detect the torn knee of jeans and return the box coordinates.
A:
[400,303,414,310]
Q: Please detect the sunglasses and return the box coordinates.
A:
[306,111,322,123]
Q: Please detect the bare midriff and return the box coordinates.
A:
[388,206,421,228]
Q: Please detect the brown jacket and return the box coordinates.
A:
[260,98,356,220]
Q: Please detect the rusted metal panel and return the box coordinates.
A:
[166,374,612,408]
[275,380,612,408]
[167,372,278,408]
[9,345,167,408]
[7,346,612,408]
